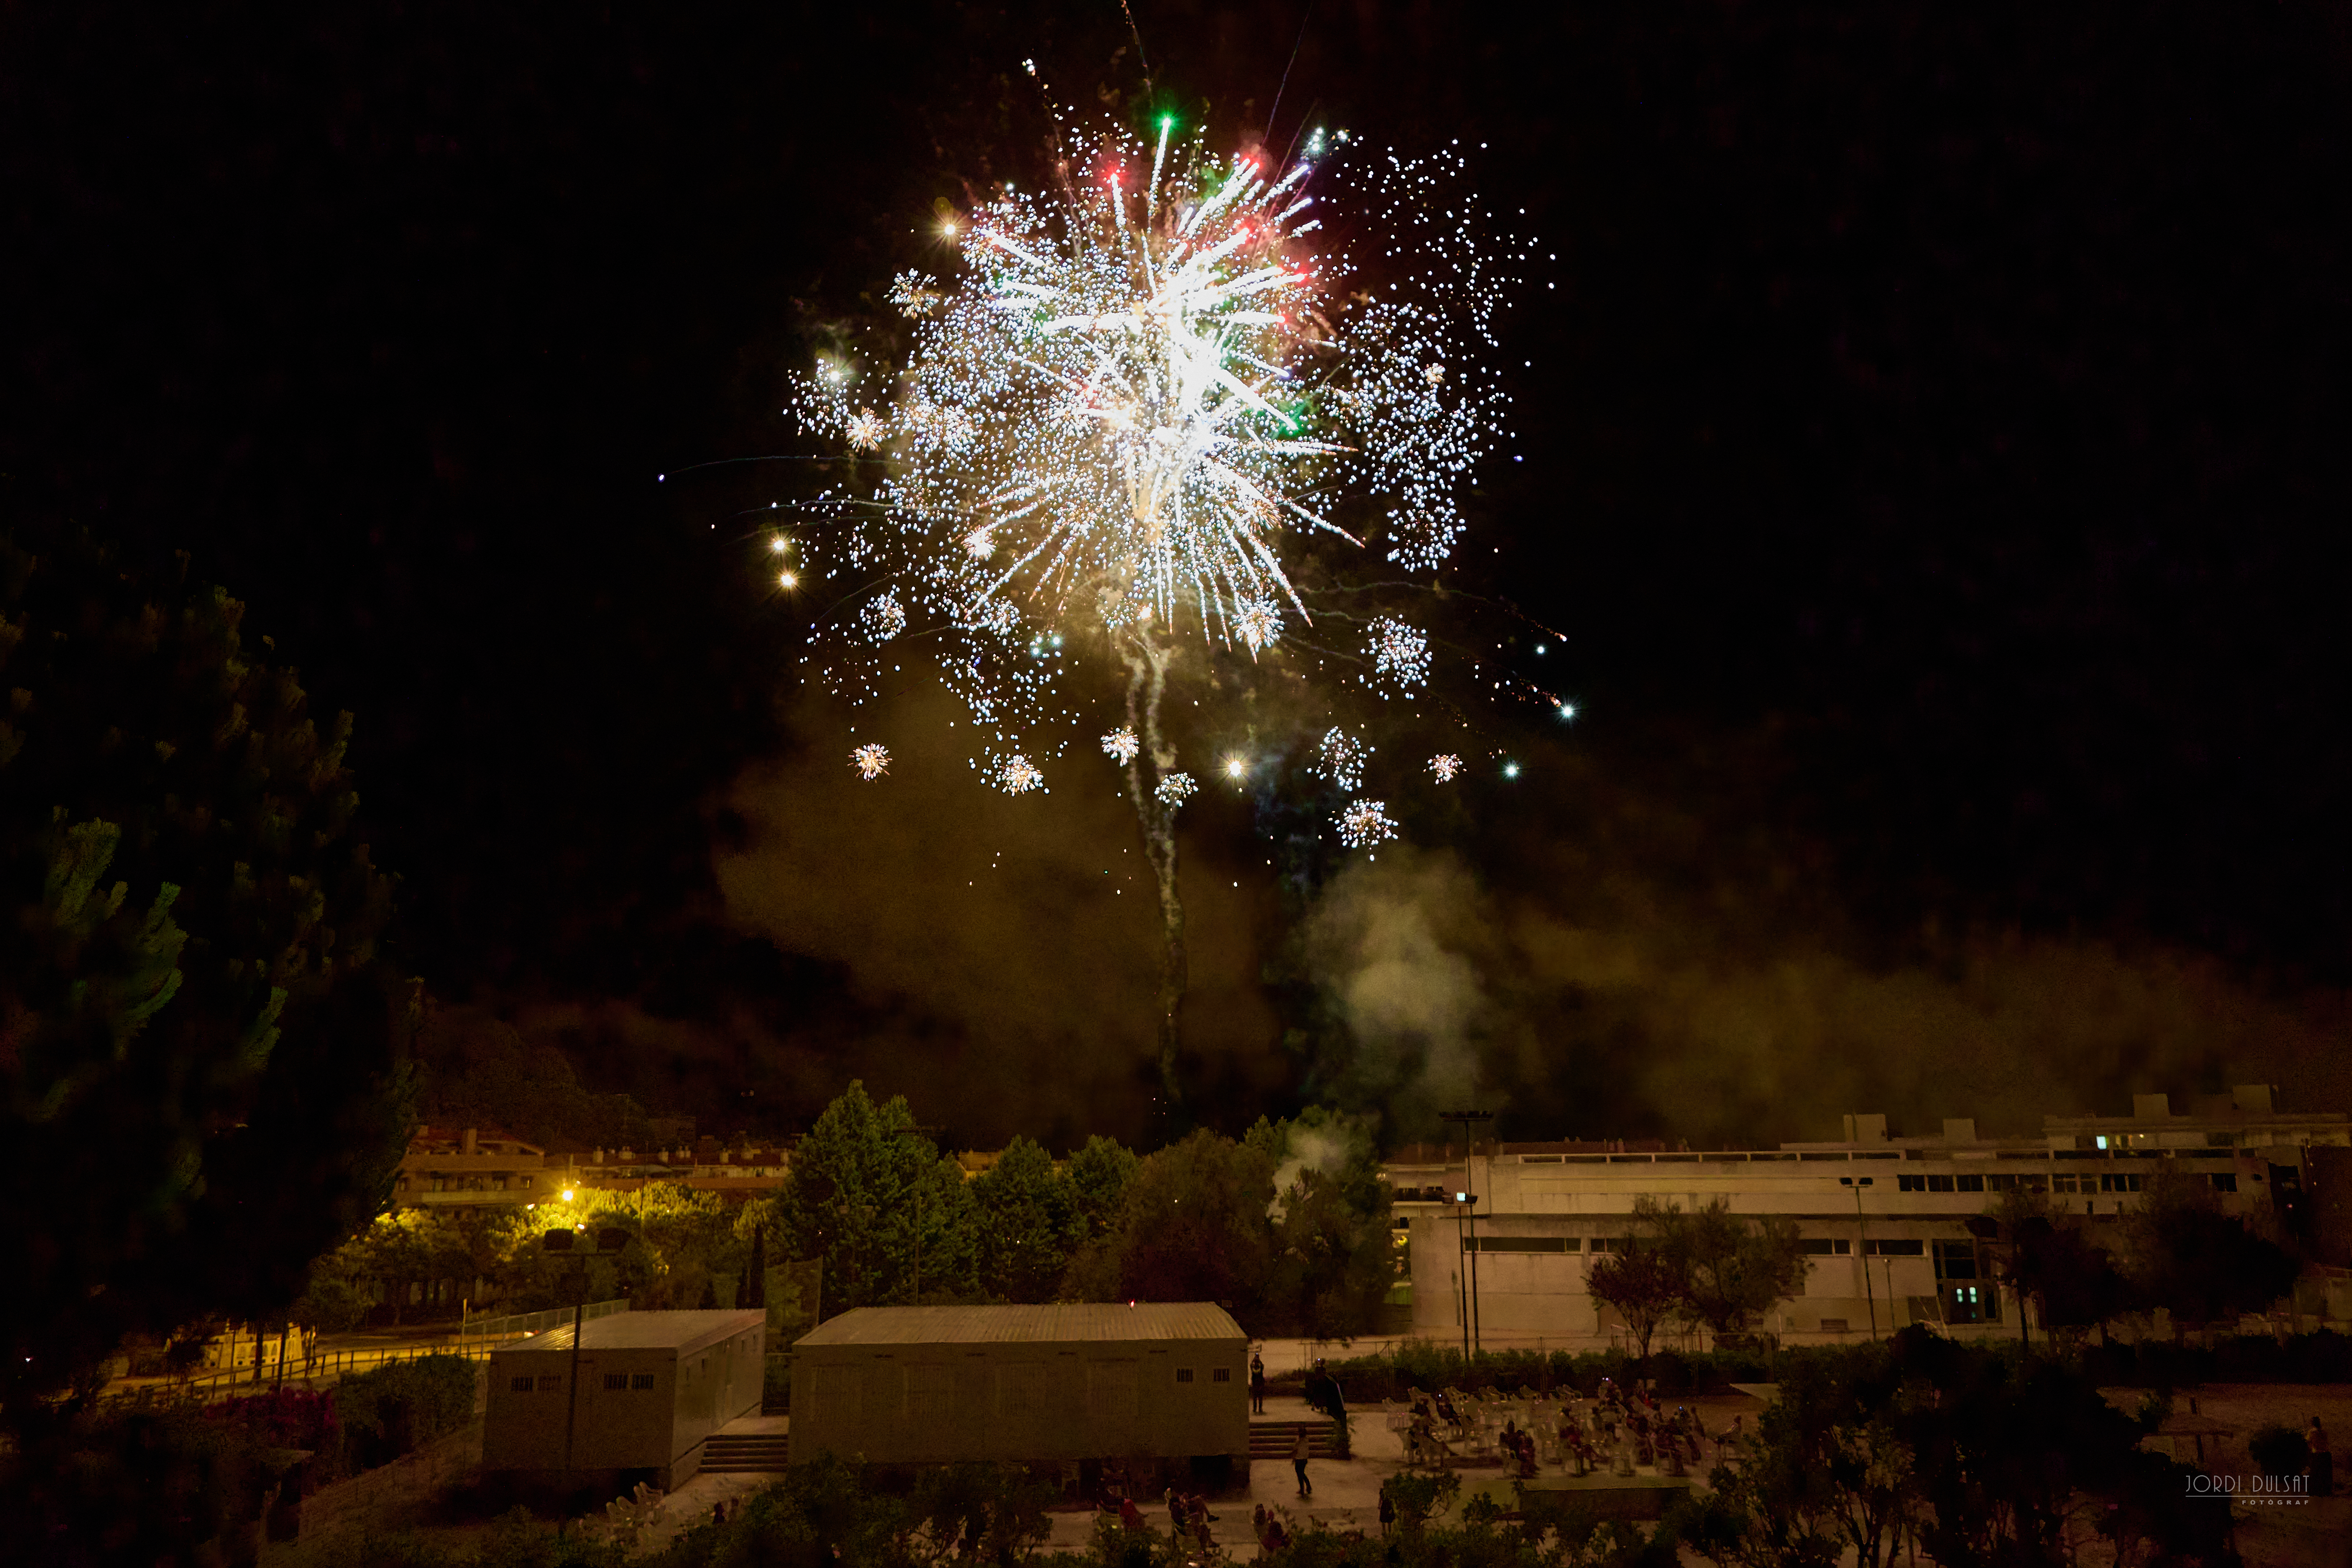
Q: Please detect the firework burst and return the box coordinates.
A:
[851,743,891,779]
[1428,752,1462,783]
[1101,726,1140,764]
[791,116,1528,795]
[1337,798,1400,848]
[996,754,1046,794]
[1313,727,1372,792]
[1365,615,1430,693]
[1154,772,1198,807]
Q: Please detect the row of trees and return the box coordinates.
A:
[1579,1164,2303,1360]
[759,1083,1399,1337]
[1685,1329,2235,1568]
[1584,1197,1812,1358]
[1978,1167,2303,1346]
[290,1082,1400,1341]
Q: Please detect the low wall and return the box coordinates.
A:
[278,1365,489,1551]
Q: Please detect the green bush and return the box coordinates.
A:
[332,1356,479,1475]
[1300,1338,1777,1404]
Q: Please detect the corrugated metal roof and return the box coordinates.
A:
[794,1303,1244,1347]
[502,1309,764,1356]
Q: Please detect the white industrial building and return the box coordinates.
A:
[484,1309,765,1489]
[790,1303,1250,1474]
[1384,1088,2347,1345]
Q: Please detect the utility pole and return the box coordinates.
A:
[888,1124,942,1306]
[1441,1110,1496,1354]
[1840,1176,1877,1340]
[545,1225,628,1491]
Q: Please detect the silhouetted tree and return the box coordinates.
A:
[0,527,413,1427]
[2122,1164,2303,1342]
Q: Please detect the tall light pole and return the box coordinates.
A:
[1839,1176,1877,1340]
[890,1125,941,1305]
[1449,1193,1479,1359]
[544,1225,628,1490]
[1441,1111,1496,1354]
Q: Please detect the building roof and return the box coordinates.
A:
[796,1303,1245,1348]
[503,1310,764,1357]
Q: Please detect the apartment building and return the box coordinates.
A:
[394,1126,581,1214]
[1382,1086,2346,1346]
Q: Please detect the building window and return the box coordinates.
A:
[1589,1237,1632,1254]
[2099,1173,2144,1194]
[1932,1240,1979,1280]
[1864,1239,1924,1257]
[1955,1174,1984,1192]
[1926,1175,1955,1193]
[2210,1173,2239,1193]
[604,1373,628,1391]
[1799,1238,1852,1256]
[632,1373,655,1390]
[1176,1368,1195,1383]
[1898,1174,1926,1192]
[510,1376,535,1393]
[1212,1368,1232,1383]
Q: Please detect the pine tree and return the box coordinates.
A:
[0,526,414,1425]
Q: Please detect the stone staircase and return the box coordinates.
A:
[1247,1420,1340,1460]
[700,1430,793,1473]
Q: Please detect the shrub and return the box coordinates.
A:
[2248,1423,2310,1483]
[332,1356,479,1475]
[205,1387,340,1457]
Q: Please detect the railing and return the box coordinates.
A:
[457,1298,628,1350]
[99,1341,495,1407]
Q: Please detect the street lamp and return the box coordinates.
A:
[1440,1110,1496,1354]
[1839,1176,1878,1341]
[544,1225,628,1487]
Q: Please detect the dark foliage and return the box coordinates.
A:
[0,526,416,1426]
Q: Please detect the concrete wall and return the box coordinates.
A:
[791,1336,1247,1466]
[1409,1213,1957,1344]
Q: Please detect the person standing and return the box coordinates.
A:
[2309,1417,2333,1496]
[1291,1424,1314,1497]
[1250,1351,1268,1415]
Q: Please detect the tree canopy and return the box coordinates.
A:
[0,527,413,1424]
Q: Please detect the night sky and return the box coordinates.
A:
[6,3,2347,1149]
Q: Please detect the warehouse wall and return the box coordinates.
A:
[793,1338,1246,1465]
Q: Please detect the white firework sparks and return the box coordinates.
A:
[1234,597,1281,657]
[1337,798,1400,848]
[1428,752,1462,783]
[1366,616,1430,692]
[850,743,891,779]
[858,592,907,643]
[996,754,1045,794]
[790,117,1529,777]
[1155,772,1197,806]
[1314,726,1372,792]
[1101,726,1140,765]
[888,270,942,317]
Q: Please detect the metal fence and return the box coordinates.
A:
[101,1340,495,1407]
[456,1298,628,1349]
